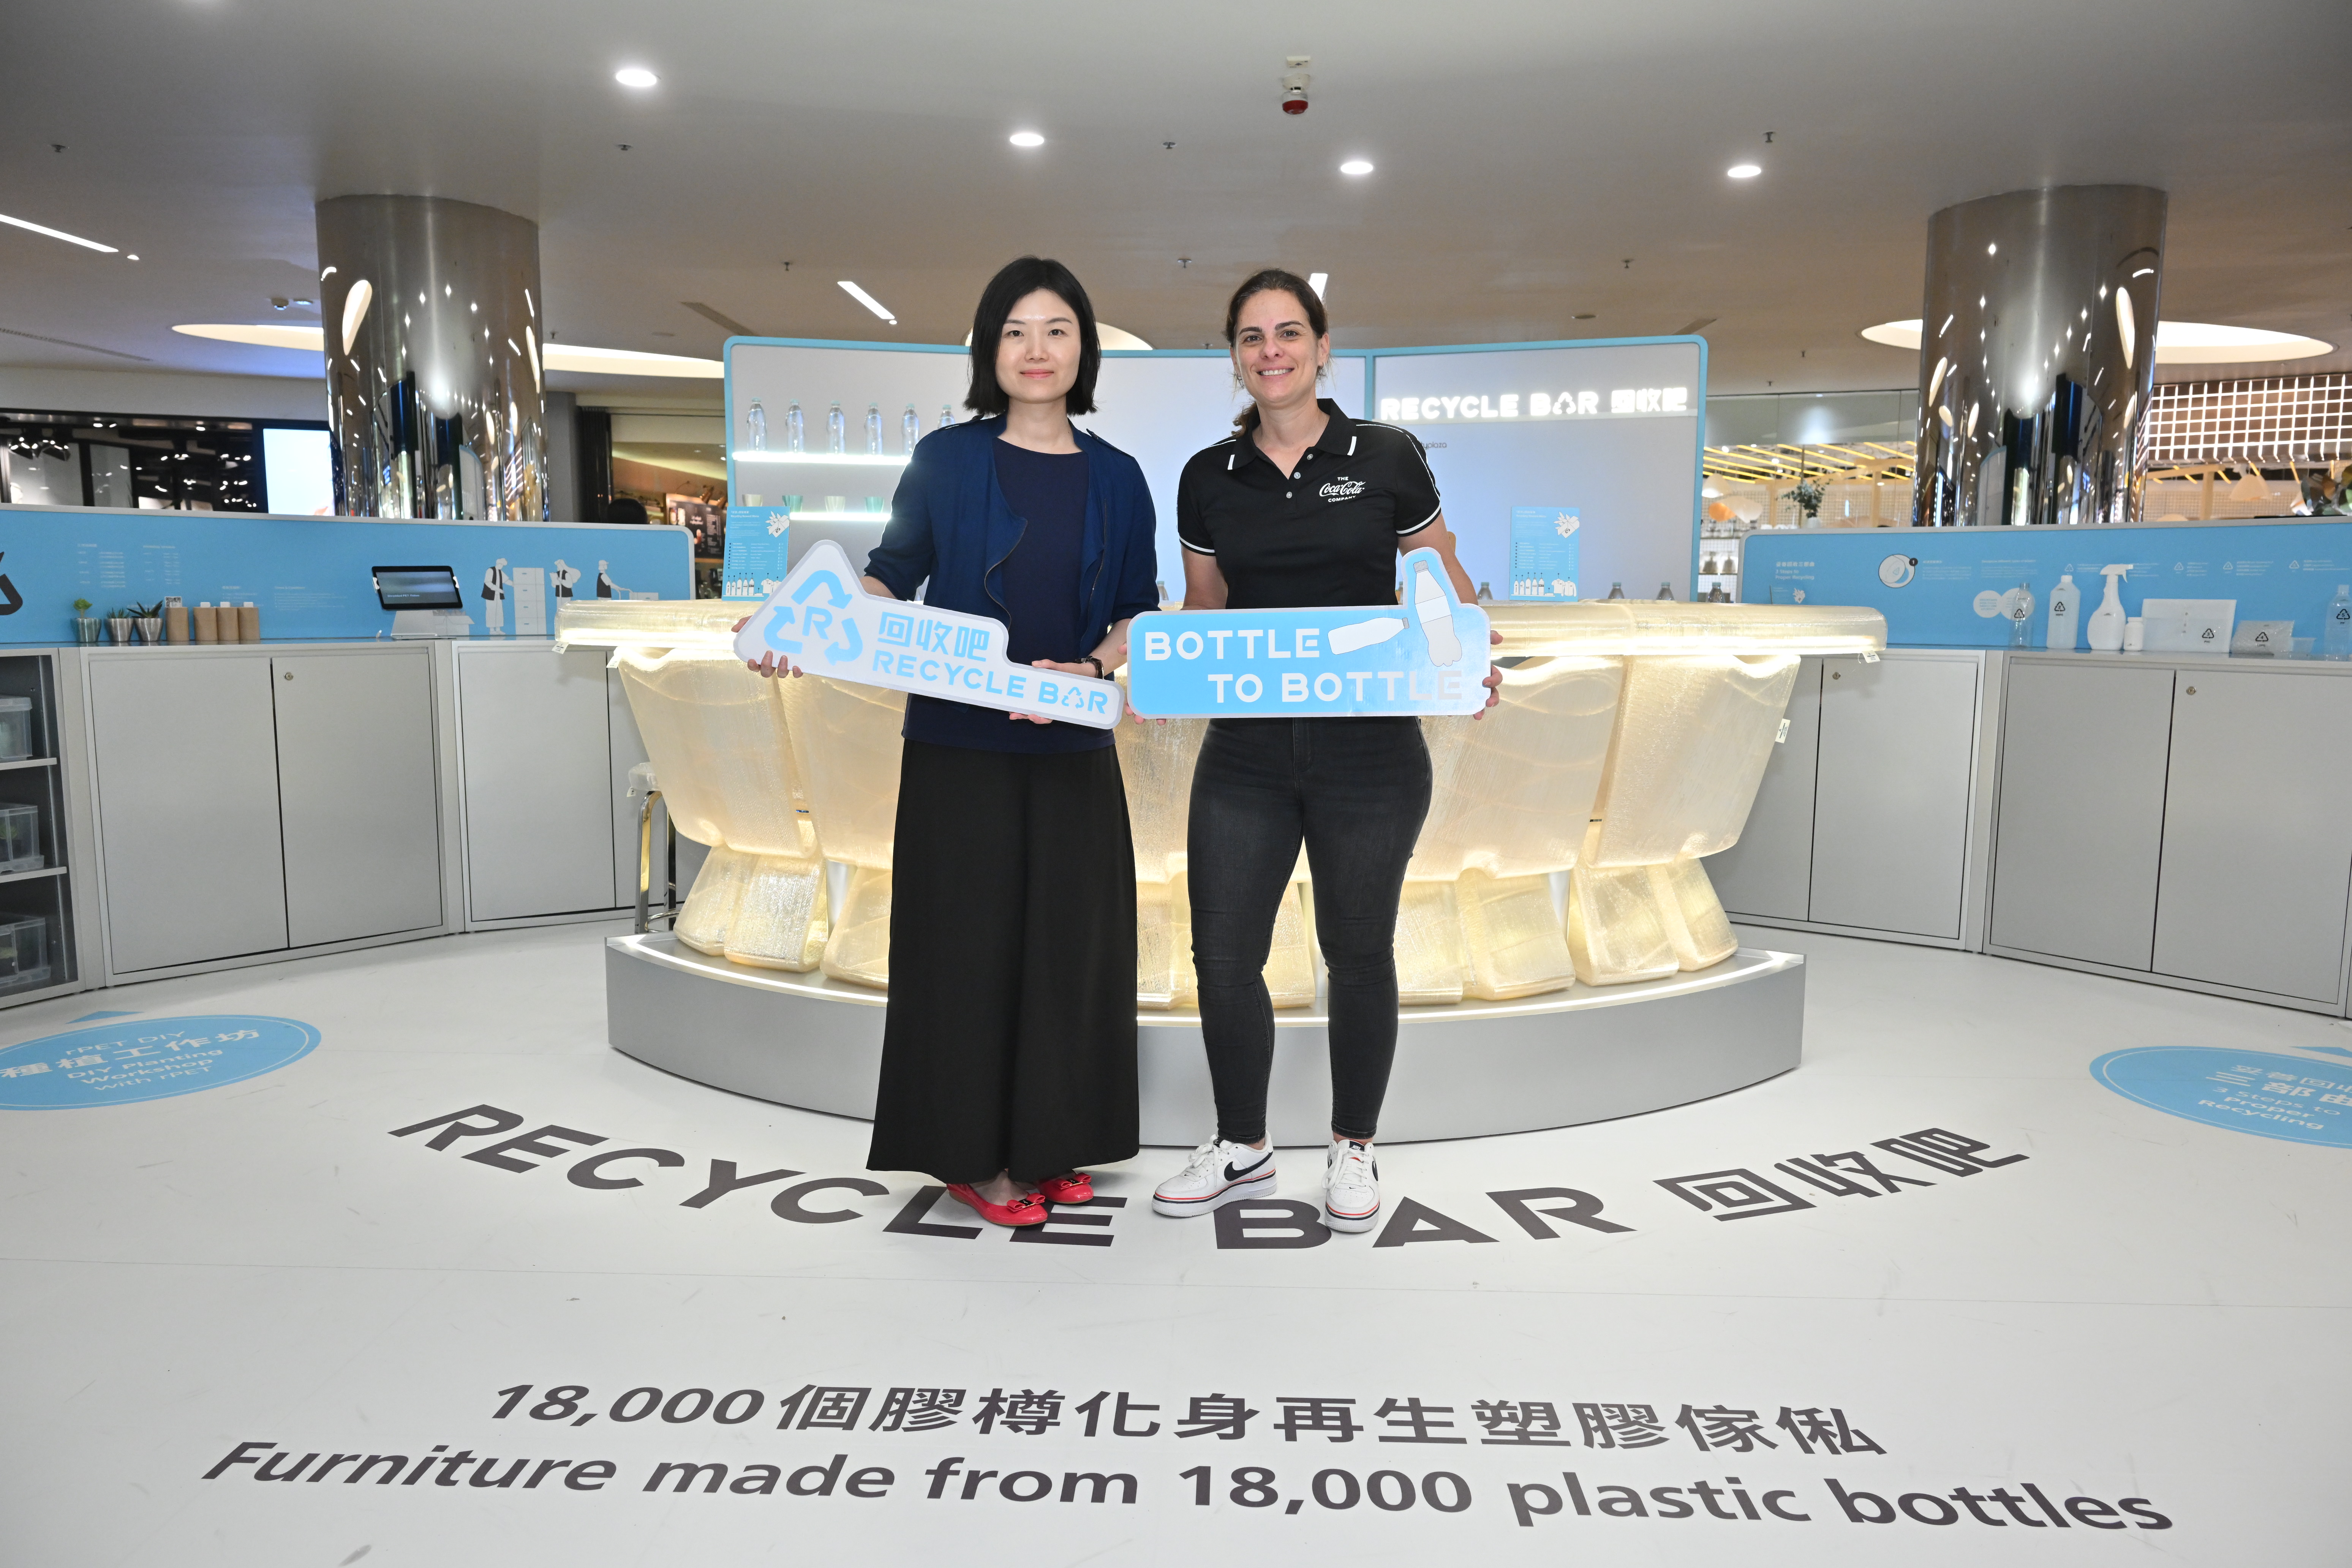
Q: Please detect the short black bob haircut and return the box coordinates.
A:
[964,256,1102,417]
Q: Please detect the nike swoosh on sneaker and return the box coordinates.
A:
[1223,1153,1273,1182]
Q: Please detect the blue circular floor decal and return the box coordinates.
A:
[0,1015,321,1109]
[2091,1046,2352,1148]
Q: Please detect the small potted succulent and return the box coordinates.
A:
[70,598,102,645]
[129,600,163,645]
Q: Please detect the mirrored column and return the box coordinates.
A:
[315,195,547,520]
[1911,185,2167,527]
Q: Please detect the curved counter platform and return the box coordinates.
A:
[605,933,1805,1146]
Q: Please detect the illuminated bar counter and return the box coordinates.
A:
[561,597,1886,1143]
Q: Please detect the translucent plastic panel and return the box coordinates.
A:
[1137,879,1181,1009]
[1588,653,1802,866]
[616,650,809,857]
[1490,600,1885,657]
[722,853,831,972]
[1395,880,1467,1006]
[1649,855,1737,972]
[1565,860,1679,986]
[780,677,907,869]
[1115,699,1208,882]
[556,599,741,652]
[820,865,892,989]
[675,845,755,956]
[1456,870,1576,1000]
[1408,655,1623,880]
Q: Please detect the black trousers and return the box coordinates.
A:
[1187,717,1432,1144]
[866,738,1139,1185]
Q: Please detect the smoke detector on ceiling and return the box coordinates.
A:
[1281,57,1311,115]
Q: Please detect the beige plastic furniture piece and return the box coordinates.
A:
[560,597,1885,1002]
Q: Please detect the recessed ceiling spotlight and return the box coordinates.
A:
[1008,130,1045,148]
[1339,158,1374,176]
[1987,243,1998,255]
[1726,163,1762,179]
[614,66,658,89]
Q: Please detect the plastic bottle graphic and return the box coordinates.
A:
[2326,583,2352,661]
[1412,563,1463,665]
[827,402,846,454]
[785,401,805,453]
[746,400,767,451]
[2086,563,2131,651]
[2045,572,2080,650]
[901,404,922,453]
[865,403,883,455]
[1604,581,1626,600]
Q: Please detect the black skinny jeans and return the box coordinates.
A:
[1187,716,1432,1144]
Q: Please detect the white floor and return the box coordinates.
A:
[2,921,2346,1566]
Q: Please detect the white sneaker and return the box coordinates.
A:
[1152,1139,1277,1217]
[1323,1139,1380,1233]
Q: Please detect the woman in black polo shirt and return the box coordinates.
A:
[1150,269,1497,1234]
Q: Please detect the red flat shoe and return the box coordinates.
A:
[943,1182,1050,1227]
[1036,1172,1094,1204]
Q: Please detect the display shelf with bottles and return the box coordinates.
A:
[0,654,76,1005]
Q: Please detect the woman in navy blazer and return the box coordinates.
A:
[751,257,1157,1226]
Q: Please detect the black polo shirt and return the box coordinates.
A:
[1175,400,1442,609]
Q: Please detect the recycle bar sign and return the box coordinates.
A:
[732,539,1123,729]
[1127,546,1492,718]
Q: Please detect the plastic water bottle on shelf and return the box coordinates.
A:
[901,403,921,453]
[1656,580,1675,601]
[2326,584,2352,660]
[827,402,846,454]
[746,400,767,451]
[1604,581,1625,600]
[2007,580,2035,648]
[785,401,805,453]
[865,403,883,455]
[939,403,956,433]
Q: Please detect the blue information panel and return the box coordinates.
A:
[0,1014,321,1109]
[1508,506,1581,601]
[2091,1046,2352,1148]
[734,539,1122,728]
[1129,547,1491,718]
[0,506,691,644]
[722,506,793,599]
[1742,520,2352,648]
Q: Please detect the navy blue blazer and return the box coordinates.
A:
[864,416,1161,650]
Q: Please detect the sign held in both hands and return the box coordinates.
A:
[1127,547,1492,718]
[731,539,1124,730]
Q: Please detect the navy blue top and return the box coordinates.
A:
[867,416,1159,756]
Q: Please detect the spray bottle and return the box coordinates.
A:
[2086,563,2131,652]
[2045,572,2080,650]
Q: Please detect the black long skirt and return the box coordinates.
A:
[865,738,1139,1185]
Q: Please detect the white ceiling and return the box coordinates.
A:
[3,0,2347,405]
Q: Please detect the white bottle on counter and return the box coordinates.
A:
[2086,563,2131,652]
[2045,572,2080,650]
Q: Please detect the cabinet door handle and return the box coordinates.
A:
[282,671,293,681]
[2184,685,2195,695]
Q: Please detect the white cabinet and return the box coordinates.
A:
[274,651,443,947]
[1989,661,2174,969]
[89,646,450,975]
[1709,650,1987,947]
[2151,669,2352,1003]
[1808,653,1981,939]
[89,654,288,972]
[457,645,619,920]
